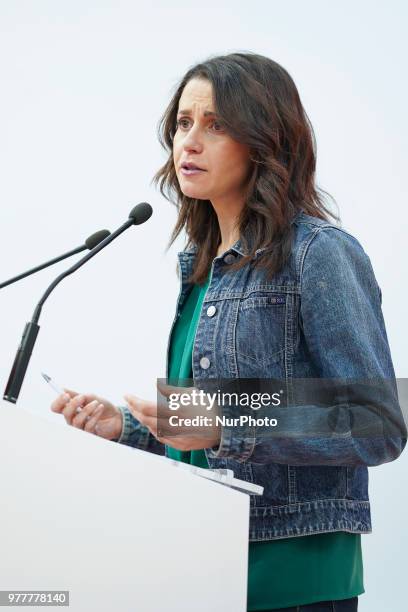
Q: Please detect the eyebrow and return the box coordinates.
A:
[177,109,217,117]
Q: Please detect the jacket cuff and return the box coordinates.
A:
[207,403,256,462]
[117,405,151,449]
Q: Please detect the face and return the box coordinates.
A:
[173,78,253,203]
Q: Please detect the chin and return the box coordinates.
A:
[179,186,209,200]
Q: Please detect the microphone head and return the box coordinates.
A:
[85,229,111,250]
[128,202,153,225]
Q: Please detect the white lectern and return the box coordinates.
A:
[0,402,254,612]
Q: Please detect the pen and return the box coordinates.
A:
[41,372,65,395]
[41,372,82,414]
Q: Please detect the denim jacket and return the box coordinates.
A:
[118,211,407,541]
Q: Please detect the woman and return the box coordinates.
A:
[51,52,407,611]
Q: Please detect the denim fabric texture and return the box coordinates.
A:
[117,211,407,542]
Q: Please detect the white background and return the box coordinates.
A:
[0,1,407,610]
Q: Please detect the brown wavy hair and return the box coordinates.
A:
[152,51,339,285]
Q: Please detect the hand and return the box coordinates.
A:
[50,389,123,441]
[124,380,221,451]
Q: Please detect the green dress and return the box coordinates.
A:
[167,271,365,611]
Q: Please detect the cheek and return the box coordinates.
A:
[173,142,183,181]
[173,138,181,165]
[173,130,185,156]
[218,147,251,182]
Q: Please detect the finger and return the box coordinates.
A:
[51,392,72,414]
[66,393,99,417]
[157,393,171,412]
[79,399,103,420]
[124,395,157,419]
[156,380,196,397]
[62,388,79,397]
[63,394,89,425]
[123,394,140,418]
[71,400,100,429]
[156,383,198,413]
[84,404,105,433]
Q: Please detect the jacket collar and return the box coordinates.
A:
[181,210,304,258]
[182,235,246,257]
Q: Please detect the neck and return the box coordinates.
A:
[216,228,240,256]
[211,194,244,256]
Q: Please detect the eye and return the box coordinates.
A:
[211,120,225,132]
[175,117,225,132]
[176,118,190,130]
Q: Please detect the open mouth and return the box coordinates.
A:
[180,162,207,174]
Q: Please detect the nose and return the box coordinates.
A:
[182,124,204,154]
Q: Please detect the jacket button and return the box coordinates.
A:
[199,357,210,369]
[206,305,216,317]
[223,253,236,264]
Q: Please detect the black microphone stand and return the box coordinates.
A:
[3,203,152,404]
[0,230,110,289]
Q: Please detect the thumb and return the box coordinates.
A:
[62,388,79,398]
[124,393,139,405]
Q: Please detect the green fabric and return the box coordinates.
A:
[167,271,365,611]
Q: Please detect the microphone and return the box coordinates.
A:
[0,229,111,289]
[3,202,153,404]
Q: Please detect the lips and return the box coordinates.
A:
[180,167,206,176]
[180,162,206,171]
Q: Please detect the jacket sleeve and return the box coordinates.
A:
[116,405,165,456]
[207,227,407,466]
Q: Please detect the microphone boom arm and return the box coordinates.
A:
[3,202,152,404]
[32,218,133,324]
[0,245,86,289]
